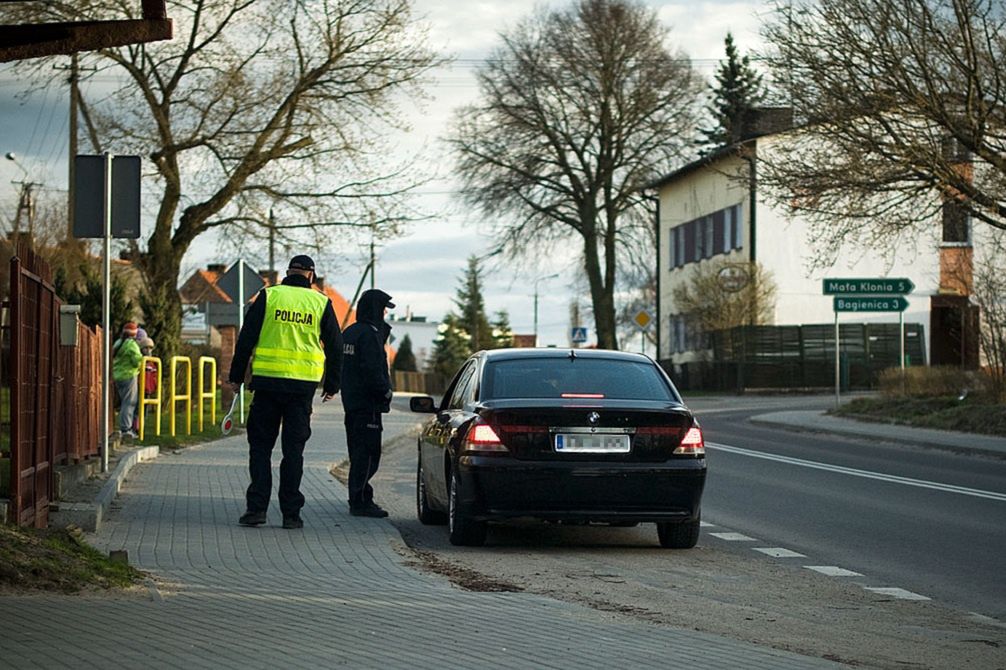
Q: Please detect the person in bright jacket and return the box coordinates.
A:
[340,288,395,517]
[227,255,343,530]
[112,322,143,438]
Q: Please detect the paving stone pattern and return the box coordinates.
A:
[0,403,843,669]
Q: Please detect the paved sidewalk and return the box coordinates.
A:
[0,401,843,669]
[751,410,1006,458]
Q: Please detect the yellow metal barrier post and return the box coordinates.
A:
[197,356,217,432]
[138,356,162,441]
[169,356,193,437]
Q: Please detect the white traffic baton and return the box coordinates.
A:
[221,392,240,435]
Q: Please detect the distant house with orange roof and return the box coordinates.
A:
[179,264,359,378]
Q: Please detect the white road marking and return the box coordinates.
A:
[864,587,931,601]
[709,532,758,541]
[700,521,715,528]
[805,565,864,577]
[754,547,806,558]
[707,442,1006,502]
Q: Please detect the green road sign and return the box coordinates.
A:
[822,277,915,295]
[833,296,909,312]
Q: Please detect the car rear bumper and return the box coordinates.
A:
[456,454,705,523]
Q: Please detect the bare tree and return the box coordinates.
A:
[758,0,1006,256]
[969,235,1006,399]
[671,259,777,335]
[4,1,438,356]
[449,0,701,350]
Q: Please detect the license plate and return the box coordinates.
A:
[554,433,630,453]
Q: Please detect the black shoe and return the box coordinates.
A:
[238,510,267,526]
[350,503,389,518]
[282,514,303,529]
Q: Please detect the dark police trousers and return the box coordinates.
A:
[246,390,313,517]
[345,410,382,509]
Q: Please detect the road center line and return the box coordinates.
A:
[706,442,1006,502]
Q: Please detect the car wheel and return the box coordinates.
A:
[448,468,486,547]
[657,517,700,549]
[417,456,447,525]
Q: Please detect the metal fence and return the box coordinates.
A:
[664,322,927,392]
[3,243,102,527]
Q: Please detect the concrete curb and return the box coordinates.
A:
[750,411,1006,459]
[51,446,160,532]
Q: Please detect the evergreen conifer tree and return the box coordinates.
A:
[491,310,513,349]
[430,257,510,377]
[455,256,495,352]
[430,313,471,377]
[392,333,418,372]
[701,33,765,148]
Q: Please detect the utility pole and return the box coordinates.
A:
[268,208,276,277]
[67,54,79,238]
[56,54,94,238]
[369,235,375,290]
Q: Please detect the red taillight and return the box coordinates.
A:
[561,393,605,399]
[463,423,508,453]
[673,426,705,455]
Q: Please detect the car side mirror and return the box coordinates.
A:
[410,395,437,413]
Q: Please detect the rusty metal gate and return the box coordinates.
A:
[8,244,59,527]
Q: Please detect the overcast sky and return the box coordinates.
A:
[0,0,768,349]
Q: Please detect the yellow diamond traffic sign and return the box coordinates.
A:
[633,309,653,331]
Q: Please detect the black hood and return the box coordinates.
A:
[356,289,394,325]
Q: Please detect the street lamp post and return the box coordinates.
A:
[533,273,560,347]
[5,152,39,239]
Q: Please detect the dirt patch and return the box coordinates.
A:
[329,458,349,485]
[394,542,523,593]
[0,524,143,594]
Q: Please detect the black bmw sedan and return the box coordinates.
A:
[409,348,706,548]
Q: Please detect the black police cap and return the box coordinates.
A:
[288,255,315,271]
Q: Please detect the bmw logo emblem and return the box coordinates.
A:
[587,411,600,425]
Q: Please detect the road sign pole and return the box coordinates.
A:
[101,152,112,473]
[900,311,905,370]
[238,258,245,424]
[834,311,840,408]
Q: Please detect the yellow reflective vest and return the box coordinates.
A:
[251,285,329,382]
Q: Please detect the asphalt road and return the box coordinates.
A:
[686,394,1006,620]
[371,394,1006,667]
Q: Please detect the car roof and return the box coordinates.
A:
[476,348,654,364]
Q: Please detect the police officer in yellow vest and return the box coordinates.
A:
[227,255,343,529]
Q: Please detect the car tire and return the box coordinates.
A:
[417,456,447,525]
[657,517,700,549]
[448,468,487,547]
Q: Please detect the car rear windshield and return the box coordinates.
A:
[481,358,674,401]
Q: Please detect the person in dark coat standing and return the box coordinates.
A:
[227,255,343,529]
[340,288,395,517]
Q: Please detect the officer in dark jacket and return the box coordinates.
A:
[228,255,343,529]
[341,288,395,517]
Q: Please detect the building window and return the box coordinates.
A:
[670,203,745,269]
[732,204,743,249]
[942,200,970,245]
[722,208,732,253]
